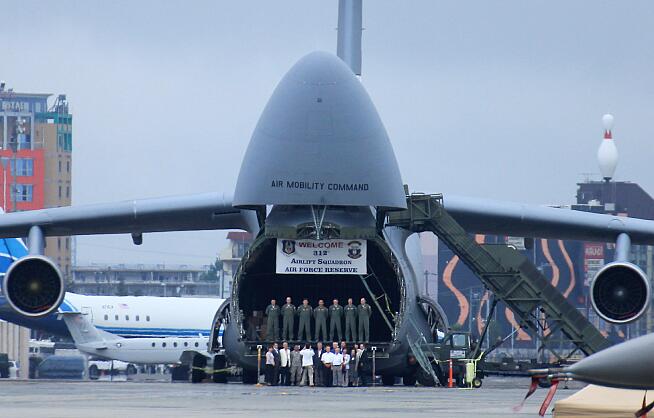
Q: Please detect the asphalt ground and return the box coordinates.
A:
[0,376,584,417]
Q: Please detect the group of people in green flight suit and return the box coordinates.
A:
[265,296,372,343]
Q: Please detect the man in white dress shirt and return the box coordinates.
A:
[331,346,344,387]
[320,345,335,387]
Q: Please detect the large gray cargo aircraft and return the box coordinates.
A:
[2,0,653,384]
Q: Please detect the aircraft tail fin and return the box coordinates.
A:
[337,0,363,75]
[60,312,120,349]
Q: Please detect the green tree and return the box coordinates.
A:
[200,259,223,282]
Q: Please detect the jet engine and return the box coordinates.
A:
[1,255,65,318]
[590,261,650,324]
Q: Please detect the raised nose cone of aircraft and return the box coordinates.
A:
[234,51,406,209]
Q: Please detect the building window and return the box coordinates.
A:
[58,186,62,198]
[58,161,62,172]
[11,184,33,202]
[66,238,70,250]
[57,238,61,250]
[67,161,70,172]
[66,186,70,198]
[10,159,33,177]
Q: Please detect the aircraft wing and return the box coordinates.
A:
[442,194,654,245]
[0,192,257,238]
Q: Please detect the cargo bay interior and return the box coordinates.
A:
[236,238,403,343]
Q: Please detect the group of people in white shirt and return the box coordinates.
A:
[264,340,371,387]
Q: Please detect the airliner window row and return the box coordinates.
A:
[103,314,151,322]
[151,341,209,348]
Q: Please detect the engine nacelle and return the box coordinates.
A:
[1,256,65,318]
[590,261,650,324]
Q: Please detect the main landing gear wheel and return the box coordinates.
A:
[242,369,259,385]
[416,369,436,387]
[212,356,228,383]
[403,374,417,386]
[472,377,482,388]
[191,355,207,383]
[381,374,396,386]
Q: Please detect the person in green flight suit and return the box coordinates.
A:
[344,298,358,342]
[297,299,313,342]
[358,297,372,343]
[329,298,344,342]
[314,299,328,342]
[265,299,281,341]
[281,296,296,341]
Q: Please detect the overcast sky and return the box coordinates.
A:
[1,1,653,266]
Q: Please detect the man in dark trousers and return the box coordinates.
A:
[265,299,281,341]
[358,297,372,343]
[279,341,291,386]
[358,343,371,386]
[297,299,313,342]
[314,299,328,342]
[313,341,324,387]
[281,296,296,341]
[344,298,358,342]
[329,298,344,342]
[272,342,281,386]
[320,345,334,387]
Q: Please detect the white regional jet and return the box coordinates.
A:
[60,311,210,365]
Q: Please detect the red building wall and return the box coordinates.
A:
[0,149,45,212]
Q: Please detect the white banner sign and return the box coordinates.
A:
[276,239,367,275]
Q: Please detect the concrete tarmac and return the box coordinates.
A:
[0,376,583,417]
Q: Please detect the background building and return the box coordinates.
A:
[0,85,72,279]
[71,263,218,297]
[218,232,252,298]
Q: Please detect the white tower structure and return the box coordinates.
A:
[597,113,618,182]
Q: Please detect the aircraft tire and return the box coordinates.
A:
[242,369,259,385]
[416,369,436,387]
[171,365,190,381]
[381,374,395,386]
[212,355,227,383]
[403,374,417,386]
[88,365,99,380]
